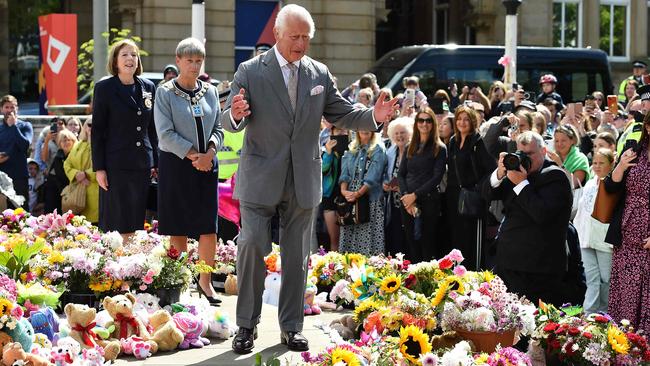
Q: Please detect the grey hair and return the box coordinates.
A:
[516,131,545,150]
[275,4,315,38]
[175,38,205,58]
[387,117,414,143]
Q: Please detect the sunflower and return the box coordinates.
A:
[380,273,401,294]
[331,347,361,366]
[350,278,365,299]
[444,275,466,294]
[0,298,13,317]
[346,253,366,267]
[47,250,65,265]
[398,325,432,365]
[608,325,630,354]
[353,299,381,323]
[430,280,449,307]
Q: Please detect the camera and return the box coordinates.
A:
[503,150,532,171]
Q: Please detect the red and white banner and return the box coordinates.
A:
[38,14,77,108]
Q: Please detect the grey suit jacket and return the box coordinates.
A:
[221,47,377,209]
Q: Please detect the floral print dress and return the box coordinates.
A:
[608,152,650,333]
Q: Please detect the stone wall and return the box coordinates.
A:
[0,0,8,93]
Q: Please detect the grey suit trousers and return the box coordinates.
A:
[236,168,314,332]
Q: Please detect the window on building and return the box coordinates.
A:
[433,0,449,44]
[599,0,629,60]
[553,0,582,48]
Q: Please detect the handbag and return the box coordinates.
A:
[453,145,485,218]
[591,178,622,224]
[335,151,372,226]
[61,182,86,214]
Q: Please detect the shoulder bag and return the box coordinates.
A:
[591,178,622,224]
[61,151,90,214]
[454,144,485,218]
[335,152,371,226]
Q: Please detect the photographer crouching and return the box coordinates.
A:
[483,131,573,306]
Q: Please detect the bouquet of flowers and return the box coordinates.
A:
[310,250,347,289]
[0,208,29,233]
[530,302,650,366]
[214,239,237,275]
[145,244,193,291]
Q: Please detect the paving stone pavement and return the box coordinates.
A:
[113,292,350,366]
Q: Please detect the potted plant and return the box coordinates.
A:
[146,245,192,307]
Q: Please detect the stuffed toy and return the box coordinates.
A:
[63,304,120,361]
[119,336,151,360]
[224,274,238,295]
[262,272,281,307]
[304,279,322,316]
[172,312,209,349]
[329,315,358,340]
[430,330,464,351]
[133,293,161,325]
[30,334,52,360]
[53,338,80,364]
[101,293,158,354]
[49,345,74,366]
[147,310,183,352]
[206,309,236,340]
[6,318,34,352]
[29,307,59,342]
[80,346,105,366]
[2,342,52,366]
[0,332,12,350]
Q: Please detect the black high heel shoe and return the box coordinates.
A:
[194,277,222,305]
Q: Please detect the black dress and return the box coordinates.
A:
[157,83,218,238]
[445,133,496,270]
[44,149,69,214]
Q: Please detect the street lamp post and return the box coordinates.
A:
[192,0,205,74]
[93,0,109,83]
[502,0,522,87]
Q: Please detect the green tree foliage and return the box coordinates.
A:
[77,28,149,94]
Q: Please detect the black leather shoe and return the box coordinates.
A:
[232,326,257,354]
[280,331,309,351]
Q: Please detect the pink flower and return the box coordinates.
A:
[139,284,147,291]
[142,270,155,285]
[453,265,467,277]
[447,249,464,263]
[10,306,23,319]
[498,55,512,67]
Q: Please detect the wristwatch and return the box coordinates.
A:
[208,147,217,156]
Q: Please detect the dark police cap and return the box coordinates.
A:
[633,60,648,68]
[638,84,650,101]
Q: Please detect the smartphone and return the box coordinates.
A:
[404,89,415,106]
[607,95,618,114]
[575,102,583,115]
[50,123,58,133]
[331,135,349,156]
[512,82,519,91]
[566,103,576,119]
[544,138,555,153]
[624,139,639,163]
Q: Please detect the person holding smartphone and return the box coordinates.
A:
[321,126,349,252]
[0,95,33,209]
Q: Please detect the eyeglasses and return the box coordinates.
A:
[415,117,434,124]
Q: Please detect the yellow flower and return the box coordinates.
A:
[350,279,364,299]
[0,298,14,317]
[47,251,65,264]
[74,234,88,242]
[89,278,112,293]
[431,280,449,307]
[433,269,446,281]
[481,270,495,283]
[380,273,401,294]
[346,253,366,267]
[40,245,52,255]
[474,353,489,364]
[444,275,465,295]
[13,208,25,216]
[398,325,432,365]
[331,347,361,366]
[353,299,381,323]
[608,325,630,354]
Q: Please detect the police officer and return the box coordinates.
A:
[617,84,650,155]
[617,60,647,100]
[91,39,158,239]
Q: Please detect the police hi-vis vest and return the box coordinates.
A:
[217,130,243,179]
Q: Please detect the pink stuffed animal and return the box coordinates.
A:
[119,336,151,360]
[172,312,210,349]
[81,346,105,366]
[49,346,73,366]
[304,280,322,316]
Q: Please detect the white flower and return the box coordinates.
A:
[102,231,123,251]
[419,352,439,366]
[621,319,630,327]
[440,341,473,366]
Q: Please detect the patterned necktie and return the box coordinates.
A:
[287,63,298,111]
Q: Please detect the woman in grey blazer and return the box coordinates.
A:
[154,38,224,304]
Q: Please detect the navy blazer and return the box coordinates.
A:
[91,75,158,171]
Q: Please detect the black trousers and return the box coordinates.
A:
[13,177,29,210]
[384,204,406,257]
[497,268,565,307]
[401,197,441,263]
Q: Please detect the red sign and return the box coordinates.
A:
[38,14,77,108]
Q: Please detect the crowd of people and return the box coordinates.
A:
[1,21,650,338]
[317,63,650,335]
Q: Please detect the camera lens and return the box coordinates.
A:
[503,153,520,171]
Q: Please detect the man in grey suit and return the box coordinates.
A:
[222,4,398,353]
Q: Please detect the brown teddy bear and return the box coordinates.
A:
[0,332,12,350]
[64,303,121,361]
[2,342,52,366]
[102,293,158,354]
[430,330,464,351]
[147,310,184,352]
[329,315,359,340]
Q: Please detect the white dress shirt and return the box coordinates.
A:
[490,169,529,195]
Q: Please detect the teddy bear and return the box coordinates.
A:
[49,345,74,366]
[262,272,281,306]
[224,274,238,295]
[29,307,59,342]
[304,279,322,316]
[147,310,184,352]
[101,293,158,354]
[430,330,464,351]
[64,304,120,361]
[80,346,105,366]
[133,293,161,325]
[0,332,12,350]
[329,315,358,340]
[172,312,210,349]
[1,342,52,366]
[119,336,151,360]
[53,337,80,364]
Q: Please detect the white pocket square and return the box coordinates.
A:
[310,85,324,96]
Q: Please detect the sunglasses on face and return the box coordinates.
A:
[415,117,434,124]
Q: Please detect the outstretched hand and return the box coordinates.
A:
[373,91,399,123]
[231,89,251,122]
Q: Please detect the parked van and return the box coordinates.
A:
[369,45,613,103]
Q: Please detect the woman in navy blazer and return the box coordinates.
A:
[91,39,158,239]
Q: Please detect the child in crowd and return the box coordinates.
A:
[536,74,564,110]
[27,158,44,215]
